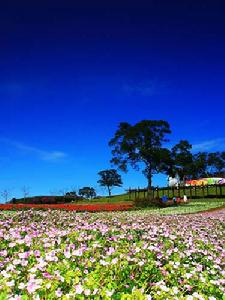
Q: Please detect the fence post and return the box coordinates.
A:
[129,188,131,201]
[219,184,222,197]
[178,185,181,198]
[202,184,205,198]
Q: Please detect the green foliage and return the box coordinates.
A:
[191,152,208,178]
[170,140,193,180]
[188,151,225,179]
[78,187,96,199]
[109,120,171,188]
[207,151,225,176]
[97,169,123,196]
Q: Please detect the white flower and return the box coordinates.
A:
[29,267,37,273]
[64,251,71,259]
[160,285,169,292]
[18,282,26,290]
[1,270,11,278]
[84,289,91,296]
[8,296,21,300]
[185,273,192,279]
[55,288,63,297]
[186,296,194,300]
[93,288,98,295]
[6,280,15,287]
[75,284,83,294]
[100,260,109,266]
[111,258,118,264]
[46,283,51,289]
[192,292,204,300]
[106,290,114,297]
[72,249,83,256]
[172,286,179,294]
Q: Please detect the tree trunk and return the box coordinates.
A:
[107,186,111,197]
[147,171,153,200]
[147,173,152,189]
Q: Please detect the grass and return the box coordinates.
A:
[74,193,131,204]
[137,198,225,215]
[75,194,225,216]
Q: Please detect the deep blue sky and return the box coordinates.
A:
[0,0,225,200]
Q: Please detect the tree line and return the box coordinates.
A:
[109,120,225,189]
[3,119,225,202]
[63,119,225,197]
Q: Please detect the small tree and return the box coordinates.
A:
[58,188,69,197]
[66,191,77,197]
[97,169,122,196]
[1,189,10,203]
[78,187,96,199]
[21,186,30,202]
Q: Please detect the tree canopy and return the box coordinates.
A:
[97,169,122,196]
[78,187,96,199]
[109,120,171,188]
[170,140,193,181]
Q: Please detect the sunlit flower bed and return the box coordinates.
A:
[0,210,224,299]
[0,203,133,212]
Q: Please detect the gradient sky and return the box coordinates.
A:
[0,0,225,201]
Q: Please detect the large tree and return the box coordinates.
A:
[78,187,96,199]
[170,140,193,181]
[109,120,171,189]
[97,169,122,196]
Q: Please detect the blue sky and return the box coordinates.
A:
[0,1,225,200]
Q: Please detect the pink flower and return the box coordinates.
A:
[55,288,63,297]
[72,249,83,256]
[106,247,115,255]
[75,284,83,294]
[27,281,40,294]
[43,272,52,279]
[84,289,91,296]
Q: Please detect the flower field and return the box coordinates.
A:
[0,210,224,299]
[0,203,133,212]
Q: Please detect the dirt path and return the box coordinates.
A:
[199,205,225,216]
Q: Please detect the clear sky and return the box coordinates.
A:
[0,0,225,200]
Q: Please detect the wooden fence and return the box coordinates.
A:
[127,184,225,200]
